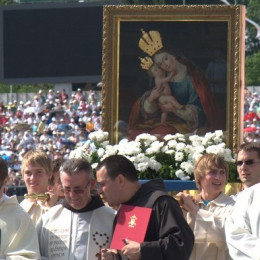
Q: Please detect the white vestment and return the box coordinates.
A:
[0,194,40,259]
[37,202,116,260]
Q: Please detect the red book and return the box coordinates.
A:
[110,204,152,250]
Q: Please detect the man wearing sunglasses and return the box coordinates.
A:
[37,158,116,260]
[225,142,260,259]
[235,142,260,189]
[225,182,260,259]
[0,157,40,259]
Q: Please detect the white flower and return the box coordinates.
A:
[192,152,203,163]
[149,158,162,172]
[97,148,105,157]
[180,175,191,180]
[137,162,149,172]
[89,130,109,143]
[102,145,118,158]
[176,142,186,151]
[146,141,164,154]
[69,143,91,160]
[101,141,110,148]
[195,145,205,154]
[213,136,222,143]
[175,152,184,161]
[223,149,235,162]
[215,130,223,137]
[161,146,169,153]
[135,133,157,146]
[175,169,185,178]
[206,144,225,155]
[191,141,201,147]
[134,153,146,163]
[180,161,194,175]
[118,140,141,156]
[69,129,236,181]
[204,132,214,141]
[174,133,186,139]
[131,154,150,168]
[146,147,155,155]
[164,134,176,141]
[184,145,195,154]
[167,139,178,148]
[165,149,175,154]
[189,134,201,143]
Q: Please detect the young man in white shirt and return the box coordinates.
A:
[20,150,58,225]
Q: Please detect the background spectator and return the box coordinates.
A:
[0,88,102,195]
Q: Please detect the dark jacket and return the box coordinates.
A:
[121,178,194,260]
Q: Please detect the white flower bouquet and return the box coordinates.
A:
[70,130,238,181]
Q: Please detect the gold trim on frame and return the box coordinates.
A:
[102,5,245,151]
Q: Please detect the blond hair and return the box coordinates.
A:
[21,150,52,177]
[194,153,229,190]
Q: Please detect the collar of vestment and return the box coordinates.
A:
[62,195,104,213]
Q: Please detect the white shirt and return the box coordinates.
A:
[225,183,260,260]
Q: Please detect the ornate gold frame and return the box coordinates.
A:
[102,5,245,151]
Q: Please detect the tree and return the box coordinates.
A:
[245,51,260,85]
[0,0,16,5]
[245,0,260,55]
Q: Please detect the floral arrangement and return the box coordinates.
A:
[70,130,238,182]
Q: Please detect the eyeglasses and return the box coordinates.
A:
[235,159,260,167]
[61,181,91,195]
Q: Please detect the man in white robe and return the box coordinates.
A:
[37,158,116,260]
[225,182,260,259]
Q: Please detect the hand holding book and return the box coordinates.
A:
[121,238,141,259]
[110,205,152,250]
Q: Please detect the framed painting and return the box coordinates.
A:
[102,5,245,151]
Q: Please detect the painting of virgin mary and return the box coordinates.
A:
[120,24,226,140]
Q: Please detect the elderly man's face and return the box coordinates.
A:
[60,170,94,210]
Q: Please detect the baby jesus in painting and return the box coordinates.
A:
[149,63,183,125]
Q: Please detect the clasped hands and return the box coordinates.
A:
[176,192,199,215]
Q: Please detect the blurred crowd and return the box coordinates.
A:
[1,86,259,188]
[0,88,102,188]
[243,88,260,143]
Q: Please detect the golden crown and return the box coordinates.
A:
[139,29,163,56]
[139,56,153,70]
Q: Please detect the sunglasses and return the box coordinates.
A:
[235,159,260,167]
